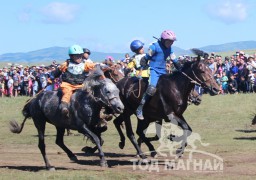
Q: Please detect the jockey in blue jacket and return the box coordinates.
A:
[136,30,178,120]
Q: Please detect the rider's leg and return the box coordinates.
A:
[60,82,73,117]
[136,85,157,120]
[136,69,160,120]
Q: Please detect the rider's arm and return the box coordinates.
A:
[84,62,96,72]
[127,59,135,69]
[51,61,67,78]
[140,44,155,69]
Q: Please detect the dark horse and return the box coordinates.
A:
[9,68,124,170]
[113,50,220,159]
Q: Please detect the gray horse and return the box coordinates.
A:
[10,68,124,170]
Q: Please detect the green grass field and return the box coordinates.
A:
[0,94,256,179]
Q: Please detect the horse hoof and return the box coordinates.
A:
[81,146,95,154]
[151,151,158,158]
[141,158,149,164]
[100,160,108,167]
[168,134,176,141]
[176,149,184,158]
[70,156,78,162]
[48,167,56,171]
[119,141,125,149]
[137,153,146,159]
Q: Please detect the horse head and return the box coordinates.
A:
[187,49,220,95]
[82,67,124,114]
[104,64,124,83]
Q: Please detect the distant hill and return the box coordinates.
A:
[199,41,256,53]
[0,41,255,64]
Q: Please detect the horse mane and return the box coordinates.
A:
[82,67,104,94]
[181,61,195,71]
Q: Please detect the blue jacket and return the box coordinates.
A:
[147,41,173,72]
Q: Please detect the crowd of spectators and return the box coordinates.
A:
[0,50,256,98]
[0,61,60,97]
[203,51,256,94]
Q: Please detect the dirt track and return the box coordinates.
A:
[1,142,256,178]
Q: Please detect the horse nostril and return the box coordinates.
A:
[117,106,124,113]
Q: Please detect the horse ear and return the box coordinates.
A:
[197,55,200,62]
[93,65,104,77]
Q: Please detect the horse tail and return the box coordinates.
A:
[9,117,28,134]
[9,98,33,134]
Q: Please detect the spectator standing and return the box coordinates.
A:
[7,75,14,97]
[230,60,239,80]
[248,70,255,92]
[32,76,38,96]
[0,78,4,97]
[221,71,228,94]
[208,56,217,76]
[223,56,231,77]
[247,56,256,72]
[12,70,20,97]
[124,53,131,64]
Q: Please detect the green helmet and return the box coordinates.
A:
[68,45,83,55]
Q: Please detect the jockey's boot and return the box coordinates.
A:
[60,101,69,118]
[136,85,157,120]
[136,93,149,120]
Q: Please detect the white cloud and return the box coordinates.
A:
[40,2,80,24]
[17,4,33,23]
[18,11,30,22]
[205,0,248,24]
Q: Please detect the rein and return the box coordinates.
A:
[181,71,201,86]
[130,78,142,99]
[181,69,211,88]
[122,77,142,99]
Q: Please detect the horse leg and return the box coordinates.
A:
[137,120,162,147]
[55,127,78,161]
[150,120,162,141]
[34,119,55,171]
[123,116,147,159]
[81,133,104,154]
[136,119,157,158]
[167,113,192,157]
[113,114,126,149]
[78,125,108,167]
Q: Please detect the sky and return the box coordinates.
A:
[1,0,256,55]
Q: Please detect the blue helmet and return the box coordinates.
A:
[130,40,144,52]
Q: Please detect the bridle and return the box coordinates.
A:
[93,85,119,112]
[181,63,212,89]
[105,66,124,83]
[107,70,124,83]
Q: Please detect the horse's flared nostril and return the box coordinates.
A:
[117,106,123,113]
